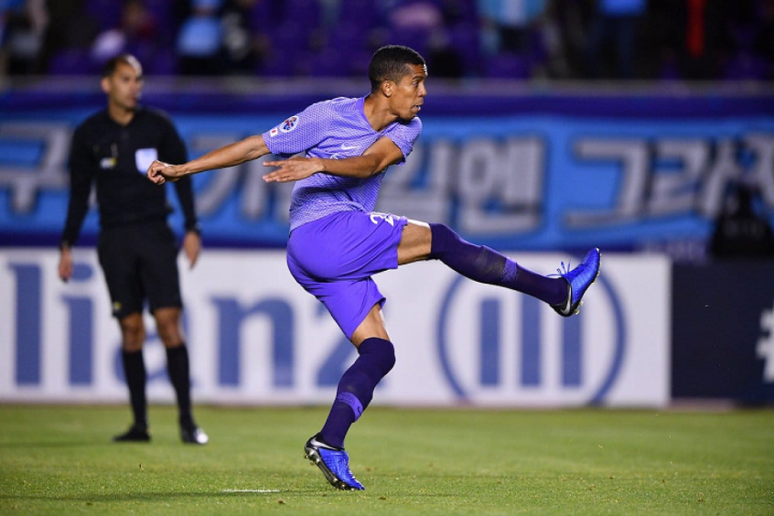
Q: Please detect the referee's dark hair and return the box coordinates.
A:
[102,54,142,78]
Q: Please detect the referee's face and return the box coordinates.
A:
[102,61,144,114]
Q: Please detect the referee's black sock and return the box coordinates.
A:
[121,349,148,429]
[166,344,195,429]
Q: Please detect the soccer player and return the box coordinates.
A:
[59,54,208,445]
[147,45,600,489]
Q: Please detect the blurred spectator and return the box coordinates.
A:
[584,0,646,79]
[1,0,772,81]
[753,0,774,79]
[220,0,266,74]
[91,0,157,66]
[381,0,465,78]
[176,0,223,75]
[477,0,546,54]
[710,182,774,260]
[477,0,548,79]
[0,0,47,75]
[40,0,99,74]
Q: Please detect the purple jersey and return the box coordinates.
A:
[262,96,422,231]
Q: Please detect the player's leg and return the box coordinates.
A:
[398,221,601,317]
[143,223,207,445]
[304,304,395,491]
[287,212,403,490]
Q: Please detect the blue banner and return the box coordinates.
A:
[1,90,773,251]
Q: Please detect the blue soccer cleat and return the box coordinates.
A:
[304,434,365,491]
[552,248,601,317]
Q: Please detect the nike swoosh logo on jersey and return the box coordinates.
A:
[341,144,358,150]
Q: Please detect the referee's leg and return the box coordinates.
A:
[154,307,208,444]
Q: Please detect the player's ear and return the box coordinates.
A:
[100,76,111,95]
[381,80,393,98]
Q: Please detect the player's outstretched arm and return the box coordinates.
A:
[262,137,404,183]
[147,135,270,184]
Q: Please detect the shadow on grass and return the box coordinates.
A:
[0,489,380,503]
[0,440,104,449]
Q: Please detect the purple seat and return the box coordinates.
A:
[723,53,770,81]
[48,49,97,76]
[449,22,481,75]
[337,0,379,29]
[267,21,309,54]
[283,0,321,31]
[308,48,345,77]
[484,54,530,79]
[84,0,123,30]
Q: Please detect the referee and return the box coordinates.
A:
[58,54,207,445]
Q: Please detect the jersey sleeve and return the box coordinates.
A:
[261,100,334,157]
[60,124,96,248]
[383,116,422,164]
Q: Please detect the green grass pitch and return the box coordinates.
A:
[1,405,772,515]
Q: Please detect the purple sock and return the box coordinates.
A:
[319,338,396,448]
[429,223,567,305]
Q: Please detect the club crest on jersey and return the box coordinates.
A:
[279,116,299,133]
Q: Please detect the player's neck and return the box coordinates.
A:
[363,94,398,132]
[107,104,136,126]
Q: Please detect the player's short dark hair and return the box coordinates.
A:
[102,54,142,78]
[368,45,426,92]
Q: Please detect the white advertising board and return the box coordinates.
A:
[0,249,670,407]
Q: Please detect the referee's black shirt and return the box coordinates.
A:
[60,106,198,247]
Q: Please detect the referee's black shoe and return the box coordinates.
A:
[113,424,151,442]
[181,425,209,445]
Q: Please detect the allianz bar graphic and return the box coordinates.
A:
[1,250,670,407]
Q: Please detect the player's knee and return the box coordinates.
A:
[359,337,396,377]
[429,223,461,259]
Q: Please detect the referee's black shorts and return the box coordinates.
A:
[97,222,182,319]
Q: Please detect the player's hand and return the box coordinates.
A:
[182,230,201,269]
[147,160,184,184]
[262,157,321,183]
[58,247,73,282]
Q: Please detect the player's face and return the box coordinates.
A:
[390,63,427,120]
[102,61,144,112]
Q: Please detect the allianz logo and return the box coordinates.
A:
[435,274,625,404]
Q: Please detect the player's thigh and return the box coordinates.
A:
[350,303,390,346]
[97,227,144,318]
[397,219,432,265]
[289,258,386,342]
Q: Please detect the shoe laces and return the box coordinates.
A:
[556,259,572,277]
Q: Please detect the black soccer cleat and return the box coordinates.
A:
[181,425,209,445]
[113,424,151,443]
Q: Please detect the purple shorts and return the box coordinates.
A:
[286,211,408,339]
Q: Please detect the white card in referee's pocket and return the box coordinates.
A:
[135,148,158,174]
